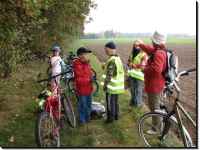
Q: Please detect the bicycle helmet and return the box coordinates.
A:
[52,45,61,52]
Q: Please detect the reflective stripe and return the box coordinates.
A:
[110,78,124,83]
[107,84,124,90]
[102,74,124,83]
[39,99,45,107]
[127,69,144,81]
[102,74,106,79]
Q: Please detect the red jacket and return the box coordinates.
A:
[139,44,167,94]
[73,58,93,96]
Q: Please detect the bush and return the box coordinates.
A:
[0,0,95,78]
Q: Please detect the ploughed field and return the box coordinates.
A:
[86,41,197,143]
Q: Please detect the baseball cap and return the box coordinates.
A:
[105,41,116,49]
[77,47,92,56]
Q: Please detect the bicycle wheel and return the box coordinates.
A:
[91,68,97,79]
[61,94,76,128]
[92,80,99,96]
[67,78,75,94]
[138,112,193,147]
[36,111,60,147]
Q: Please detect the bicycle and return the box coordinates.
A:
[138,68,196,147]
[35,71,76,147]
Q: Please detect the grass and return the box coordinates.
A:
[0,41,147,147]
[0,37,190,147]
[79,37,196,45]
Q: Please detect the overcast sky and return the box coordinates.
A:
[84,0,196,35]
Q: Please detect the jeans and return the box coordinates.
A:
[106,93,119,121]
[78,95,92,123]
[129,77,144,106]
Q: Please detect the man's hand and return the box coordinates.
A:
[132,64,137,69]
[128,63,137,69]
[135,39,144,46]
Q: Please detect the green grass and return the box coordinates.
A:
[0,42,146,147]
[0,36,191,147]
[79,37,196,45]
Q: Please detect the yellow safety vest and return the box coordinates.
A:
[127,52,145,81]
[101,56,125,94]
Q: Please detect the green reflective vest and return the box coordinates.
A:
[101,56,125,94]
[127,52,145,81]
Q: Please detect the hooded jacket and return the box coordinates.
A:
[73,58,93,96]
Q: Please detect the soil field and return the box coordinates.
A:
[86,42,197,143]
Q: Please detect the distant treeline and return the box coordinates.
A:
[81,30,195,39]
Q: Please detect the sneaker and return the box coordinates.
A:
[146,129,158,135]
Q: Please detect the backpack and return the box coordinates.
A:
[163,49,178,83]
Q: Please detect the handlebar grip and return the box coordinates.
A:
[187,68,196,73]
[37,79,49,83]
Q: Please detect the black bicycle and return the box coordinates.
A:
[138,68,196,147]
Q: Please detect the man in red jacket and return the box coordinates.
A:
[136,31,167,134]
[73,47,93,124]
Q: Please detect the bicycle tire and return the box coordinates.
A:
[67,78,75,94]
[91,68,97,79]
[61,94,76,128]
[36,111,60,147]
[67,78,99,96]
[92,80,99,96]
[138,111,193,147]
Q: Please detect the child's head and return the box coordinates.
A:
[52,46,61,56]
[77,47,92,62]
[104,41,116,56]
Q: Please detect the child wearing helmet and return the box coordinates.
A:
[48,45,65,95]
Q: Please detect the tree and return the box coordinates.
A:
[0,0,95,78]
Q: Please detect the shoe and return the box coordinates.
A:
[146,129,158,135]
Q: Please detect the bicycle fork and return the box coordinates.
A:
[159,111,174,141]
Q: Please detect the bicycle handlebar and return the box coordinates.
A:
[167,68,196,89]
[37,71,71,83]
[178,68,196,78]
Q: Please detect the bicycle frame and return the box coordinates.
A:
[170,81,196,147]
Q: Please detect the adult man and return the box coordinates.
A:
[136,31,167,134]
[101,41,125,123]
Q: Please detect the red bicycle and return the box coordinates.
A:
[35,71,76,147]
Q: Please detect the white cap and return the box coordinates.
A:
[151,31,167,45]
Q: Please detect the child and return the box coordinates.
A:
[73,47,93,124]
[101,42,125,123]
[48,45,65,95]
